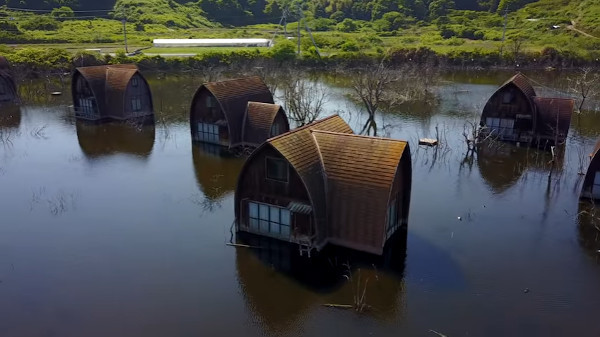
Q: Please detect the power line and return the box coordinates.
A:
[4,7,114,13]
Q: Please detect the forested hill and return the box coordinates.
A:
[3,0,541,21]
[1,0,596,36]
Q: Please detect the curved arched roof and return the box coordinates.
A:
[72,64,148,119]
[193,76,274,146]
[237,115,411,254]
[242,102,289,147]
[500,72,536,98]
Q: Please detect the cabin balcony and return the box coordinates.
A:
[237,198,316,255]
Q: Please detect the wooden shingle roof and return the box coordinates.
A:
[533,97,574,140]
[242,102,287,147]
[202,76,274,145]
[502,72,536,98]
[313,131,409,254]
[268,115,353,243]
[73,64,141,119]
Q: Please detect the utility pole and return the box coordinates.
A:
[296,13,301,55]
[122,18,129,54]
[500,8,508,57]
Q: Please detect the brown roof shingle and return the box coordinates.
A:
[534,97,574,141]
[202,76,274,145]
[313,131,409,254]
[242,102,286,147]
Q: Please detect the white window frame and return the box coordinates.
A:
[131,77,139,87]
[131,97,142,112]
[248,201,291,239]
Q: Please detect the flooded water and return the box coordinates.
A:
[1,70,600,337]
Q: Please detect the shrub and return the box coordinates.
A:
[51,6,75,19]
[330,11,345,23]
[21,16,60,31]
[309,18,335,31]
[336,18,358,32]
[341,40,360,52]
[270,40,296,61]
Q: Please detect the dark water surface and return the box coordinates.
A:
[1,71,600,337]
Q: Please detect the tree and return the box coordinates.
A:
[429,0,455,20]
[351,63,395,136]
[568,68,600,113]
[336,18,357,32]
[281,73,329,127]
[51,6,75,19]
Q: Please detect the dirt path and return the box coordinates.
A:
[567,20,598,39]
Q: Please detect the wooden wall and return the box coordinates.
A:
[481,84,534,133]
[190,88,229,145]
[236,145,313,238]
[124,73,153,118]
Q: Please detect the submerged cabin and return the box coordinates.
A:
[0,56,18,103]
[234,115,412,256]
[581,139,600,200]
[71,64,154,122]
[190,76,289,149]
[480,73,574,147]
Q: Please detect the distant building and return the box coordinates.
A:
[581,139,600,200]
[479,73,574,148]
[71,64,154,122]
[0,56,18,103]
[190,76,289,150]
[153,38,272,48]
[234,115,412,256]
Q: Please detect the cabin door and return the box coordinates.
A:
[593,172,600,199]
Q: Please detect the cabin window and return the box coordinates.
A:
[486,117,515,138]
[197,122,220,144]
[206,96,216,108]
[131,77,139,87]
[387,198,398,235]
[270,122,281,137]
[131,97,142,112]
[502,92,514,104]
[248,201,291,239]
[593,172,600,198]
[266,157,288,182]
[79,98,96,115]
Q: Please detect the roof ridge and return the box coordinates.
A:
[267,114,342,142]
[311,129,409,143]
[204,75,262,86]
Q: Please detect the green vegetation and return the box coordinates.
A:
[0,0,598,70]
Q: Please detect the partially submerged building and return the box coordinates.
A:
[190,76,289,149]
[0,56,18,103]
[234,115,412,256]
[581,139,600,200]
[71,64,154,122]
[480,73,574,147]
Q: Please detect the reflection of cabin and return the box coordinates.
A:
[71,64,154,122]
[192,144,245,201]
[76,121,155,159]
[581,139,600,200]
[0,104,20,128]
[480,73,574,147]
[190,76,289,149]
[234,115,412,256]
[478,143,564,194]
[0,56,18,103]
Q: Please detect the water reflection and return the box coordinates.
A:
[75,121,155,159]
[577,201,600,261]
[0,104,20,129]
[192,144,245,201]
[236,231,407,334]
[477,143,564,193]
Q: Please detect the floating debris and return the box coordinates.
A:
[419,138,438,146]
[50,91,62,96]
